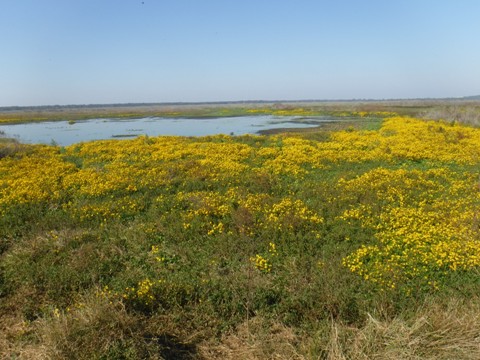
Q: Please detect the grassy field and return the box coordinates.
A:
[1,107,480,359]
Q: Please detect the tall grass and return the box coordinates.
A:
[423,104,480,127]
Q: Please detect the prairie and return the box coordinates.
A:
[1,105,480,359]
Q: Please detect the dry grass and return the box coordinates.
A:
[423,105,480,127]
[0,293,198,360]
[199,316,304,360]
[4,299,480,360]
[196,298,480,359]
[313,298,480,360]
[0,139,26,159]
[0,315,50,359]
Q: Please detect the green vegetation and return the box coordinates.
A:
[2,99,479,126]
[1,109,480,359]
[0,102,388,124]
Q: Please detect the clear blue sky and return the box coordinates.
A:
[1,0,480,106]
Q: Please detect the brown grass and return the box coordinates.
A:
[423,105,480,127]
[199,316,304,360]
[312,298,480,360]
[196,298,480,359]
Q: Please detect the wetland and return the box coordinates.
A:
[0,115,337,146]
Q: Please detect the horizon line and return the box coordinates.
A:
[1,95,479,110]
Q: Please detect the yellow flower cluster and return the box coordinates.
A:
[2,116,478,218]
[260,137,325,176]
[340,167,480,289]
[0,147,75,214]
[123,278,163,306]
[250,254,272,273]
[176,190,233,235]
[319,117,480,164]
[250,242,279,273]
[1,115,480,293]
[268,242,278,256]
[264,197,323,231]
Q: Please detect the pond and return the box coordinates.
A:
[0,115,336,146]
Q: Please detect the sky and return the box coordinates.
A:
[1,0,480,106]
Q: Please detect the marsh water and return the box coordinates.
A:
[0,115,336,146]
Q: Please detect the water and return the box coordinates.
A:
[0,115,334,146]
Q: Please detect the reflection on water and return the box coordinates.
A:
[0,115,334,146]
